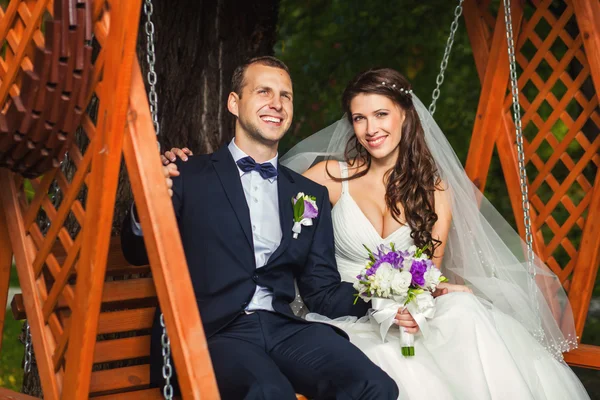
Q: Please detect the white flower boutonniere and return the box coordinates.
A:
[292,192,319,239]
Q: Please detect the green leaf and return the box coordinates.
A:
[23,179,35,202]
[363,244,375,262]
[293,199,305,221]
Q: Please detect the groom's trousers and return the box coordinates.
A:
[206,311,398,400]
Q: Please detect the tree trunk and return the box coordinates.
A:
[21,1,279,396]
[143,0,280,154]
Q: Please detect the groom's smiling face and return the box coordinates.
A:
[228,63,294,146]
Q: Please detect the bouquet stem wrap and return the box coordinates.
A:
[370,297,435,356]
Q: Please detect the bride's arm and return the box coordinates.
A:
[303,160,343,206]
[431,186,452,269]
[432,185,473,294]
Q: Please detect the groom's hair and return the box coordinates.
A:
[231,56,290,97]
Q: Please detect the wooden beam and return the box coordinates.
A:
[61,1,143,398]
[0,202,13,354]
[123,58,220,399]
[0,170,60,400]
[565,157,600,338]
[462,0,492,81]
[572,0,600,104]
[464,0,524,192]
[565,344,600,370]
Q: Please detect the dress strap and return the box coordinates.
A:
[338,161,349,194]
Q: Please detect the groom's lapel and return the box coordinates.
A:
[211,146,254,251]
[269,165,296,263]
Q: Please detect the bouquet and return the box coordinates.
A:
[353,243,447,356]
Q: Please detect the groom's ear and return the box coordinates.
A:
[227,92,240,118]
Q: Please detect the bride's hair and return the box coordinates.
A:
[333,68,441,256]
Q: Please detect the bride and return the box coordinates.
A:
[281,68,590,400]
[164,68,590,399]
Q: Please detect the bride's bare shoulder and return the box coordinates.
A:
[303,160,343,203]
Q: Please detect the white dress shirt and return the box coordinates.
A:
[131,138,281,312]
[228,139,281,312]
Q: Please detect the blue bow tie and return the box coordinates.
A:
[236,156,278,179]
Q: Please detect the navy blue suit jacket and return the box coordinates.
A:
[121,145,370,385]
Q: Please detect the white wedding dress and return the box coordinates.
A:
[306,162,590,400]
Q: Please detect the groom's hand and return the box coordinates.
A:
[163,163,179,197]
[161,147,193,165]
[394,308,419,334]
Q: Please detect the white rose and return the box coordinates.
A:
[415,292,435,313]
[423,266,442,290]
[391,270,412,296]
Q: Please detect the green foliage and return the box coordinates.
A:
[0,313,24,391]
[9,263,19,288]
[275,0,480,164]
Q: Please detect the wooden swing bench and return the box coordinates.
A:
[8,237,309,400]
[10,236,170,399]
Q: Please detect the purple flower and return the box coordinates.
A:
[365,265,378,277]
[380,251,404,269]
[303,200,319,219]
[410,259,428,287]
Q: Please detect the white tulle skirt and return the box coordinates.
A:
[307,293,590,400]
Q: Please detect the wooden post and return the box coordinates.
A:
[123,57,220,399]
[62,1,143,398]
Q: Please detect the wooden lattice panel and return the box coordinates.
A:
[464,0,600,367]
[511,1,599,289]
[0,0,219,398]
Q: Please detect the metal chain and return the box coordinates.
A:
[143,1,171,397]
[143,0,160,146]
[502,0,541,328]
[23,321,32,373]
[160,314,173,400]
[429,0,464,115]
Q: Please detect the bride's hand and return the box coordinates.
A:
[435,282,473,296]
[394,308,419,334]
[161,147,193,165]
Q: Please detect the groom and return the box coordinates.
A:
[121,56,399,399]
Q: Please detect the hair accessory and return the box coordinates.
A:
[380,81,413,97]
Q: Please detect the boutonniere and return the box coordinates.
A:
[292,192,319,239]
